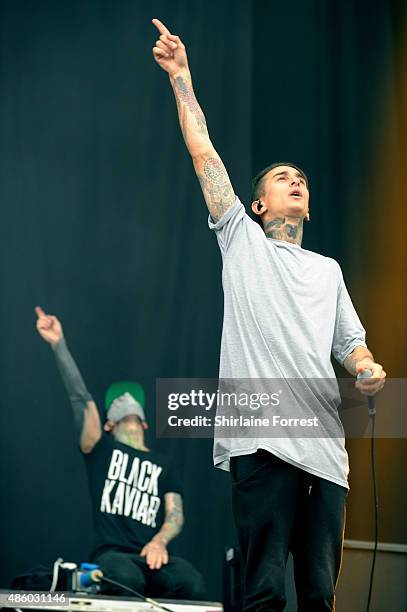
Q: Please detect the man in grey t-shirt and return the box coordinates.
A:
[152,18,386,612]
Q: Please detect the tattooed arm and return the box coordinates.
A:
[152,18,235,222]
[154,492,184,545]
[140,492,184,569]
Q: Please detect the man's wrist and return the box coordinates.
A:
[169,67,190,82]
[152,534,168,547]
[51,336,65,351]
[343,346,374,376]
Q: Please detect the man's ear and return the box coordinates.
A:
[104,420,115,432]
[251,199,267,218]
[142,421,149,430]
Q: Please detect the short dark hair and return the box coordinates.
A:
[250,162,308,225]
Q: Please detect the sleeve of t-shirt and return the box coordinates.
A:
[331,263,367,365]
[207,197,248,255]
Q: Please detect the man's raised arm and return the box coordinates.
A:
[35,306,102,453]
[152,18,235,222]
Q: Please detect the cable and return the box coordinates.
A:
[366,412,378,612]
[355,370,379,612]
[50,558,78,592]
[99,575,175,612]
[50,558,63,592]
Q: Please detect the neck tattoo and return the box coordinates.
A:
[263,217,303,245]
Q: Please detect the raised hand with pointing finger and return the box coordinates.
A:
[152,18,189,77]
[35,306,63,346]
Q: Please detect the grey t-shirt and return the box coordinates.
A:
[208,198,367,489]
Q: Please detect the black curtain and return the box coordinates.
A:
[1,0,406,600]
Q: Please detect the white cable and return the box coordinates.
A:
[61,562,77,571]
[50,558,63,592]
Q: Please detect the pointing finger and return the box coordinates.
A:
[152,18,171,36]
[35,306,46,319]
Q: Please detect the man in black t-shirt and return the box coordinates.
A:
[35,306,206,600]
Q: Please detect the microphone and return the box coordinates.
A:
[357,369,376,416]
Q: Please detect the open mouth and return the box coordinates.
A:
[289,191,303,199]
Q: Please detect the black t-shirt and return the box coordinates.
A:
[83,434,182,557]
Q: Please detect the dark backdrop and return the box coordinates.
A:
[1,0,406,600]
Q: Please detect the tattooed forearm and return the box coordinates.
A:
[171,72,209,150]
[343,346,374,375]
[264,218,304,244]
[174,76,208,135]
[152,492,184,545]
[196,157,235,221]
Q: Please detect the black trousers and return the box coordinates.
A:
[93,548,207,601]
[230,449,347,612]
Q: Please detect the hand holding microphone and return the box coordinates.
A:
[355,359,386,396]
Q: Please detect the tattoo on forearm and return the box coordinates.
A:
[154,493,184,544]
[264,217,303,244]
[172,75,234,221]
[175,76,207,134]
[197,157,235,221]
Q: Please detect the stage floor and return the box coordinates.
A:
[0,591,223,612]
